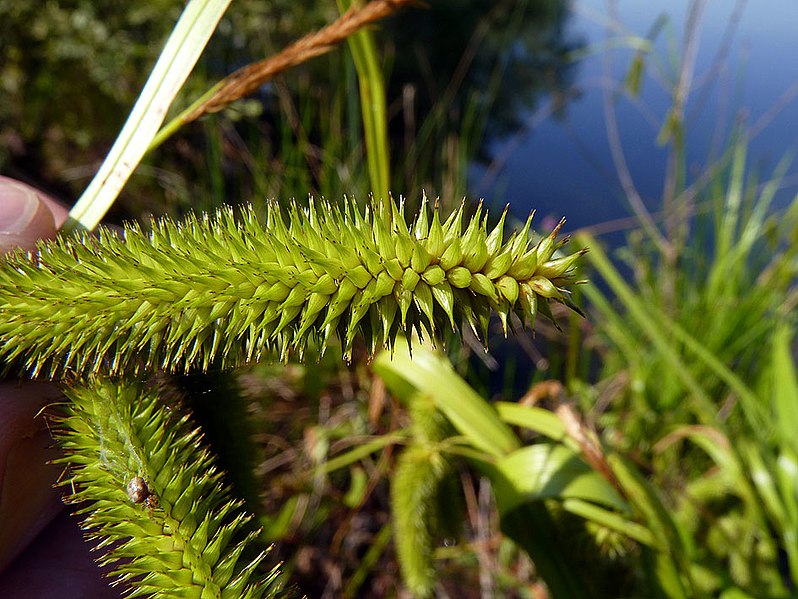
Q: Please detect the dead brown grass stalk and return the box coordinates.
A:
[183,0,415,124]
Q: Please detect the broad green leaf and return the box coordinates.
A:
[491,444,627,516]
[374,341,519,457]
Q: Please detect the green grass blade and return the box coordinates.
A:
[562,498,657,547]
[373,341,519,458]
[317,433,407,475]
[581,232,766,430]
[579,233,717,422]
[665,320,766,431]
[343,522,393,598]
[494,401,567,442]
[337,0,390,202]
[64,0,232,232]
[772,324,798,453]
[776,448,798,583]
[738,441,785,529]
[715,136,747,259]
[767,324,798,580]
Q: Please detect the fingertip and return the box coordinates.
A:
[0,179,57,253]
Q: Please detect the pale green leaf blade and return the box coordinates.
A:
[65,0,232,232]
[772,324,798,454]
[373,340,519,457]
[337,0,390,202]
[491,444,628,516]
[562,498,657,547]
[494,401,567,442]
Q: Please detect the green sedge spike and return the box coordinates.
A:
[391,392,461,597]
[391,444,450,598]
[0,197,585,377]
[56,378,283,597]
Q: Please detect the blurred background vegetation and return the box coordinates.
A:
[0,0,575,219]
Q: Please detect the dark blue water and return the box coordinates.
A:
[472,0,798,238]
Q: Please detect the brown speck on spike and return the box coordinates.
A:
[126,476,150,504]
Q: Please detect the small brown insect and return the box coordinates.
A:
[144,494,159,510]
[126,476,150,504]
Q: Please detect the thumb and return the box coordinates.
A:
[0,178,57,254]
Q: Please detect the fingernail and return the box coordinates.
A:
[0,183,55,252]
[0,184,40,232]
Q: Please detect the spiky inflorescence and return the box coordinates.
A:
[0,197,584,377]
[391,394,458,598]
[391,443,449,598]
[56,378,283,597]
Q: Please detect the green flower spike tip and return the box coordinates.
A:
[0,196,585,377]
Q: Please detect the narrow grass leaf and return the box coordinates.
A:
[562,498,656,547]
[772,324,798,454]
[317,433,407,475]
[65,0,232,231]
[582,232,767,429]
[494,401,568,442]
[337,0,390,201]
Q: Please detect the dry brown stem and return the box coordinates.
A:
[183,0,415,124]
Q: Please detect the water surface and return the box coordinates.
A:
[472,0,798,237]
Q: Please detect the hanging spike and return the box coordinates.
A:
[0,196,585,377]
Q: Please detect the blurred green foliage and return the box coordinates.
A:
[0,1,340,214]
[0,0,578,220]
